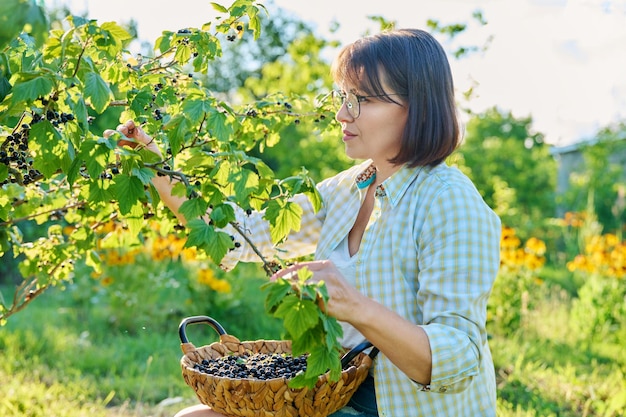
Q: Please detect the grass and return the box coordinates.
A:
[1,265,625,417]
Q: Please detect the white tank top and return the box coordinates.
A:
[327,235,367,349]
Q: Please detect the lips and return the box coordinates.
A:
[342,129,356,141]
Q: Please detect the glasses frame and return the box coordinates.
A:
[332,90,404,119]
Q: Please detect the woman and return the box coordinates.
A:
[107,28,501,417]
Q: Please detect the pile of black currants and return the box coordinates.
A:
[193,352,308,380]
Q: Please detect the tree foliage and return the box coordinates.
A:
[456,107,557,233]
[0,0,332,322]
[560,123,626,233]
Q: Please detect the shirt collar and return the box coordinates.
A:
[355,161,426,207]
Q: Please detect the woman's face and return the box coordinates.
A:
[335,80,408,167]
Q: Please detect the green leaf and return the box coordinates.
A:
[261,278,292,312]
[182,97,213,125]
[164,114,190,155]
[30,120,63,177]
[308,344,342,381]
[11,75,53,102]
[209,203,235,228]
[131,167,155,184]
[211,2,228,13]
[83,72,112,113]
[305,186,323,213]
[100,21,132,42]
[179,198,208,222]
[206,108,233,142]
[322,315,344,350]
[231,168,259,202]
[174,43,191,64]
[274,296,319,339]
[111,175,144,214]
[0,74,11,102]
[265,200,302,244]
[185,219,233,264]
[249,15,261,40]
[88,180,113,203]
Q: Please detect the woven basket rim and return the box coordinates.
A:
[179,337,373,417]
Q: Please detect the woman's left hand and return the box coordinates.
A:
[271,260,366,323]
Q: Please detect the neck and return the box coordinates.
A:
[371,162,401,186]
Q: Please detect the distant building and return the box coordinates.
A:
[551,137,626,216]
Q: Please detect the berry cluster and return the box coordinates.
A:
[193,352,308,380]
[0,122,40,186]
[1,108,77,186]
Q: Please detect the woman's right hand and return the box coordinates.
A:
[103,120,162,158]
[103,120,190,224]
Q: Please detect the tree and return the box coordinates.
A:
[0,0,327,323]
[560,123,626,233]
[456,107,557,234]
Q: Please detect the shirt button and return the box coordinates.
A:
[438,386,448,393]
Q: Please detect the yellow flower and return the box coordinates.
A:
[563,211,585,228]
[101,276,114,286]
[197,268,231,293]
[525,237,546,256]
[198,268,216,285]
[524,253,546,270]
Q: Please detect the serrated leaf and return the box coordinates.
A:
[322,315,344,350]
[179,198,208,222]
[129,90,154,115]
[231,168,259,202]
[164,114,190,155]
[265,200,302,244]
[111,175,144,214]
[11,75,53,102]
[308,344,341,381]
[185,219,233,263]
[262,278,293,312]
[84,72,112,113]
[211,2,228,13]
[131,167,154,184]
[206,108,232,142]
[0,74,11,102]
[274,296,319,339]
[174,43,191,64]
[30,120,63,177]
[100,21,132,42]
[182,98,213,125]
[209,203,235,228]
[249,15,261,40]
[88,180,112,203]
[290,326,321,356]
[305,187,323,213]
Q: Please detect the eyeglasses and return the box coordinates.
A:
[331,90,405,119]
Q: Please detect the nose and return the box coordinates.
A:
[335,100,354,123]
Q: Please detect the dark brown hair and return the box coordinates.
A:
[331,28,460,167]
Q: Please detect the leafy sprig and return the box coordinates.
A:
[262,267,344,388]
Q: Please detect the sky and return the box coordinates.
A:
[43,0,626,147]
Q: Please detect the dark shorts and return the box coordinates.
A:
[329,375,378,417]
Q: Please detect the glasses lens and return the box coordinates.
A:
[345,92,359,118]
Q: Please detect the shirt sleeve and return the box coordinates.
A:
[415,178,501,393]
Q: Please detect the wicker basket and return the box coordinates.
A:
[179,316,376,417]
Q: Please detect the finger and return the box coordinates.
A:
[103,129,116,138]
[104,127,135,148]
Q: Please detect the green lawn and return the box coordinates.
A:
[1,272,625,417]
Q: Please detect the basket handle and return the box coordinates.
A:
[341,340,379,369]
[178,315,227,344]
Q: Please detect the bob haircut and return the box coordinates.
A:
[331,28,460,167]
